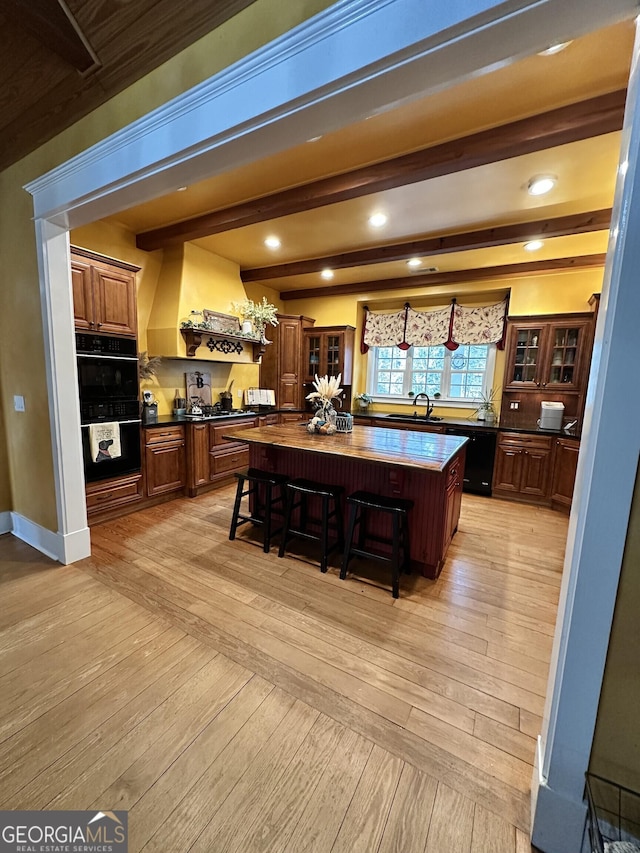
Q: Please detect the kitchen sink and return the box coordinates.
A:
[379,413,443,424]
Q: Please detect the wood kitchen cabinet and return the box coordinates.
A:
[144,425,186,497]
[303,325,355,383]
[260,314,315,409]
[209,417,258,482]
[504,313,593,393]
[551,436,580,510]
[493,432,553,502]
[71,247,139,337]
[85,473,143,522]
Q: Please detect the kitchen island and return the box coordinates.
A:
[228,424,467,579]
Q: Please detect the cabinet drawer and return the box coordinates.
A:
[86,475,142,511]
[259,414,279,426]
[498,433,552,451]
[145,425,184,445]
[210,418,258,447]
[278,412,306,424]
[210,448,249,476]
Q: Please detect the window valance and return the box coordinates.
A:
[361,298,508,352]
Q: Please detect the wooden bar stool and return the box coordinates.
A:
[341,490,414,598]
[278,478,345,573]
[229,468,289,553]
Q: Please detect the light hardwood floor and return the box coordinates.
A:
[0,488,567,852]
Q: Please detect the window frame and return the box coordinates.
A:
[366,342,497,409]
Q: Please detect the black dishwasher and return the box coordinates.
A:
[444,426,496,496]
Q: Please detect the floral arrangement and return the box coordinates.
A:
[306,374,343,434]
[354,392,373,408]
[474,387,498,421]
[138,351,162,380]
[232,297,279,338]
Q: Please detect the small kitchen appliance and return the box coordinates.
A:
[538,401,564,430]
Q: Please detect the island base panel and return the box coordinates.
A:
[249,445,462,579]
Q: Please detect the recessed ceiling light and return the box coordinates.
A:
[527,174,557,196]
[407,258,422,268]
[524,240,544,252]
[321,269,334,280]
[307,135,322,143]
[369,212,388,228]
[176,186,188,192]
[538,41,572,56]
[264,236,281,249]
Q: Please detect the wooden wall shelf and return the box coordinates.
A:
[181,327,269,361]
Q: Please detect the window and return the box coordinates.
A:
[369,343,495,403]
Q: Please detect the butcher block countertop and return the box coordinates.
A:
[227,423,467,473]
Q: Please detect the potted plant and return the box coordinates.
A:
[475,388,497,423]
[232,297,279,341]
[354,392,373,411]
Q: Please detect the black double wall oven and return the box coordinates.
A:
[76,333,141,483]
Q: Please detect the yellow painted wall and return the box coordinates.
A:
[590,469,640,793]
[0,0,334,531]
[286,267,603,417]
[0,394,10,513]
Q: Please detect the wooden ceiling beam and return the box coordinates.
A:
[241,209,612,281]
[136,90,626,251]
[279,253,607,300]
[3,0,99,73]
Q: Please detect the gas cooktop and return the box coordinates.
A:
[185,410,257,420]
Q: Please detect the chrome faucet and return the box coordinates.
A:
[413,392,433,419]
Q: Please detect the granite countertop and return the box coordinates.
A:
[354,411,581,439]
[142,408,287,428]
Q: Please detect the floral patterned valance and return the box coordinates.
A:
[361,298,508,352]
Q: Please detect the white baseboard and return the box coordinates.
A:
[10,512,91,564]
[0,511,11,535]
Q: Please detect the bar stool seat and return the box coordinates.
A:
[341,490,414,598]
[229,467,289,553]
[278,478,344,573]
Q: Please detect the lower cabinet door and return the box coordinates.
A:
[492,444,523,493]
[551,438,580,508]
[520,446,552,497]
[145,441,186,496]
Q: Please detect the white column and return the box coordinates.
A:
[531,18,640,853]
[35,219,90,563]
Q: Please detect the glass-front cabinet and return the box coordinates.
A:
[303,326,355,383]
[505,315,592,392]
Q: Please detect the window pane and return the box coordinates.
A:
[379,358,392,370]
[378,347,394,358]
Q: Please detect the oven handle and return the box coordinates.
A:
[77,353,139,361]
[81,419,142,428]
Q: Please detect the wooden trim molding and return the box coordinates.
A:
[242,209,612,281]
[70,245,141,273]
[280,253,607,300]
[136,92,625,251]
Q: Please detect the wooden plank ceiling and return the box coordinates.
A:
[0,0,258,171]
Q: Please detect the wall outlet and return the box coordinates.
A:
[14,395,25,412]
[510,401,519,410]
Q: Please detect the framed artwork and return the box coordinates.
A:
[202,309,241,334]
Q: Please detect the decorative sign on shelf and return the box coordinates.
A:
[202,309,242,335]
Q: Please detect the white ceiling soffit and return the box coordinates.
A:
[26,0,638,229]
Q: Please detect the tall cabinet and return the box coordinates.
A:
[260,314,315,409]
[303,325,355,410]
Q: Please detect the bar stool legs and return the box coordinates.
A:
[278,478,344,573]
[341,491,413,598]
[229,468,288,553]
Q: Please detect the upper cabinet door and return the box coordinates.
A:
[71,260,94,331]
[504,323,545,389]
[541,321,590,391]
[91,264,138,337]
